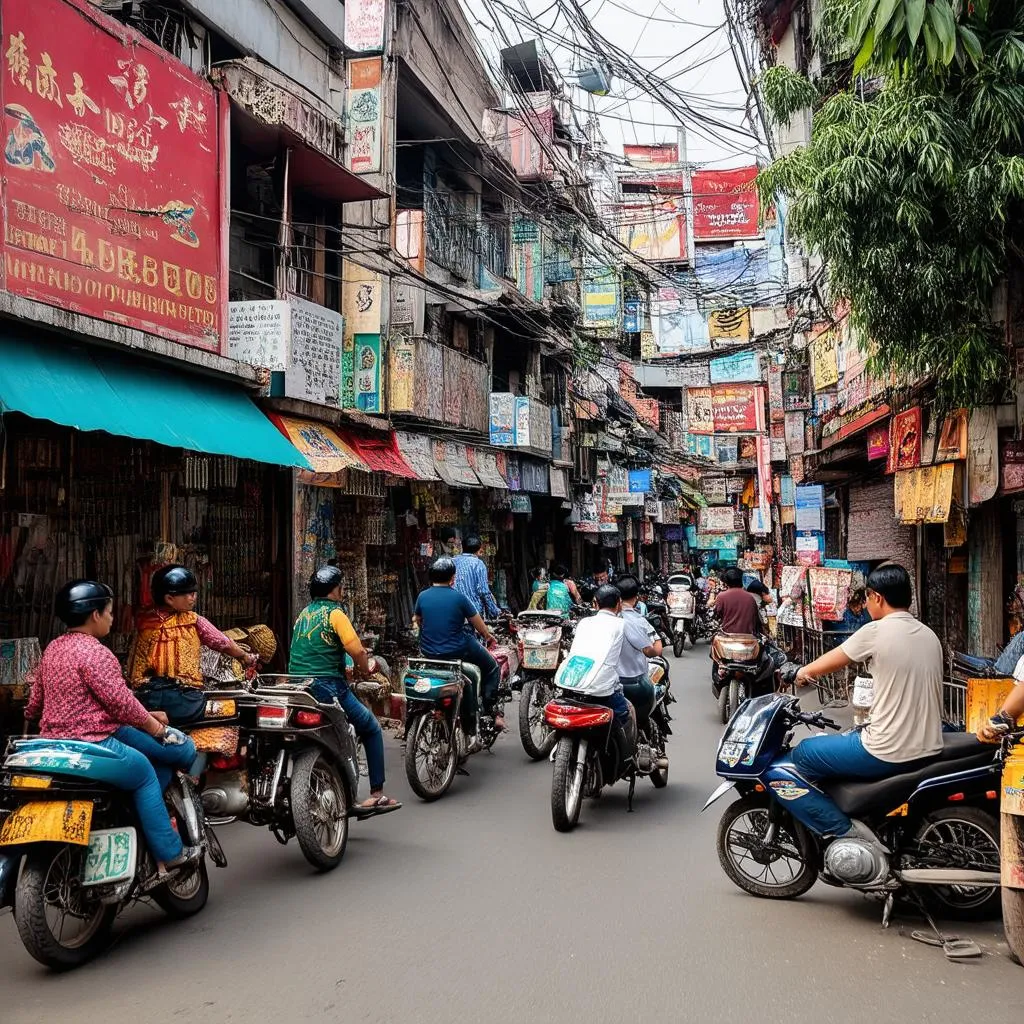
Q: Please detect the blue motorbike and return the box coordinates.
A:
[703,692,1009,922]
[0,737,222,969]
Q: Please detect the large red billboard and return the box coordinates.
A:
[0,0,226,351]
[692,166,761,242]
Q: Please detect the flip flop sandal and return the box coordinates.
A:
[909,931,982,960]
[349,796,403,819]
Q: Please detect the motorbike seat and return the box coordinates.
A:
[3,738,125,781]
[819,734,996,817]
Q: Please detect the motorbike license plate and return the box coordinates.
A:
[0,800,93,846]
[82,827,137,887]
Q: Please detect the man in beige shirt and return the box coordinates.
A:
[789,563,944,838]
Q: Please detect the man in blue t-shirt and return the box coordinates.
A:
[414,557,503,731]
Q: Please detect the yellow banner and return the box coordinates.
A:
[0,800,93,846]
[810,330,839,390]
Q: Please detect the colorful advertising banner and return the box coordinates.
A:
[582,267,619,326]
[0,0,226,350]
[617,197,688,262]
[810,329,840,391]
[711,384,764,433]
[352,333,381,413]
[710,349,761,384]
[346,57,382,174]
[707,307,752,342]
[489,392,516,446]
[691,166,761,241]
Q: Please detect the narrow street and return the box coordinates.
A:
[2,651,1020,1024]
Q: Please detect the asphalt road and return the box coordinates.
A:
[2,651,1021,1024]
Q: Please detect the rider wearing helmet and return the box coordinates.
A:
[24,581,199,870]
[413,557,503,733]
[128,565,257,700]
[288,566,400,815]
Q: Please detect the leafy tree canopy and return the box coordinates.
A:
[759,0,1024,407]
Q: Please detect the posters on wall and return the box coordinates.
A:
[887,407,922,473]
[0,0,226,350]
[707,308,752,342]
[867,422,889,461]
[686,387,714,434]
[228,300,288,369]
[344,0,386,52]
[795,484,824,532]
[489,393,516,445]
[284,297,344,406]
[618,197,688,262]
[352,333,382,413]
[582,267,619,326]
[767,365,785,423]
[388,338,415,412]
[709,349,761,384]
[782,370,811,411]
[1002,438,1024,494]
[702,476,727,503]
[784,411,805,454]
[711,383,764,433]
[700,506,736,533]
[346,57,383,174]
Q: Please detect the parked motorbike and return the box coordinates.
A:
[704,691,1010,922]
[516,609,575,760]
[403,654,509,801]
[0,736,221,969]
[666,573,697,657]
[545,656,673,832]
[710,633,787,724]
[199,676,360,871]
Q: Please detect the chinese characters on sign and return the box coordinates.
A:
[0,0,225,350]
[346,57,382,174]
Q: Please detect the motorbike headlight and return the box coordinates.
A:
[522,628,560,646]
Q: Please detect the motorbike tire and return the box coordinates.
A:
[551,735,586,833]
[911,806,1002,921]
[672,633,685,659]
[727,680,747,720]
[519,678,556,761]
[717,794,817,900]
[404,713,457,801]
[718,687,730,724]
[14,846,117,970]
[290,748,350,872]
[152,856,210,918]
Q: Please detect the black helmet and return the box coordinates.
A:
[55,580,113,625]
[310,565,344,599]
[428,557,457,584]
[151,565,198,606]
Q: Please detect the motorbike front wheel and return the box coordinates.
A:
[717,686,730,724]
[519,677,556,761]
[14,845,117,969]
[405,713,457,801]
[717,795,817,900]
[551,735,587,832]
[290,748,350,871]
[672,632,685,658]
[727,679,747,720]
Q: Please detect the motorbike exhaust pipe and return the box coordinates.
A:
[897,868,1001,887]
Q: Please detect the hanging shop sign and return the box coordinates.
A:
[506,93,554,182]
[623,300,643,333]
[795,484,824,532]
[390,280,425,334]
[468,448,507,490]
[810,329,840,391]
[349,333,382,413]
[936,408,969,461]
[691,166,760,242]
[623,143,679,168]
[650,288,710,355]
[550,467,569,499]
[767,365,784,423]
[511,494,533,514]
[795,534,823,566]
[0,0,226,351]
[344,0,386,53]
[686,387,714,435]
[867,422,890,461]
[770,437,787,462]
[692,531,744,552]
[394,431,438,480]
[342,261,382,338]
[284,297,344,406]
[782,370,811,411]
[432,440,479,488]
[699,506,736,533]
[707,308,752,342]
[686,433,714,459]
[894,463,958,524]
[628,469,652,493]
[701,476,727,503]
[1001,438,1024,495]
[709,349,761,384]
[388,337,415,413]
[504,454,522,491]
[489,393,516,446]
[582,267,619,327]
[346,57,383,174]
[714,436,739,466]
[618,197,688,262]
[512,222,544,302]
[779,474,795,507]
[784,411,805,454]
[228,300,288,369]
[270,414,365,485]
[967,405,999,506]
[711,384,764,433]
[887,407,922,473]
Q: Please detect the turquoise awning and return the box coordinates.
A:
[0,335,311,469]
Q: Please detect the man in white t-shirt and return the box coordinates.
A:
[790,563,943,839]
[555,584,635,756]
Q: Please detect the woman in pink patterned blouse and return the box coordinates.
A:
[25,580,199,869]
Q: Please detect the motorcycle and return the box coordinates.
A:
[516,609,574,761]
[704,691,1010,923]
[545,656,673,832]
[0,736,221,969]
[199,676,361,871]
[666,573,697,657]
[403,653,511,801]
[642,581,673,643]
[711,632,786,724]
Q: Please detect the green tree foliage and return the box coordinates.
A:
[760,1,1024,406]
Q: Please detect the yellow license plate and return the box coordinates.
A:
[0,800,93,846]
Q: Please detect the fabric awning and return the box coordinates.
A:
[0,335,311,469]
[267,414,367,483]
[469,448,508,489]
[394,431,440,480]
[433,440,480,488]
[341,431,417,478]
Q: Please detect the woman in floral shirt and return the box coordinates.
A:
[26,580,198,870]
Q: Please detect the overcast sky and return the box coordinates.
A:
[461,0,763,167]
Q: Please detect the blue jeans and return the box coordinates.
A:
[308,677,385,791]
[442,639,501,716]
[786,730,915,836]
[95,726,197,862]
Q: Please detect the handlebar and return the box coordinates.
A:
[792,709,841,731]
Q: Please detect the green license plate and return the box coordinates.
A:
[82,827,137,887]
